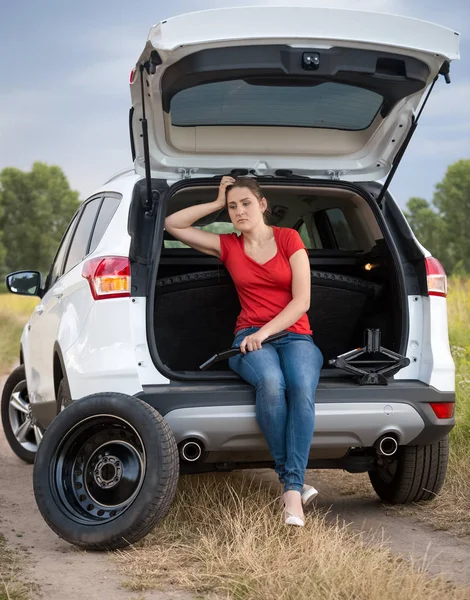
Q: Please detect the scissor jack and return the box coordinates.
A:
[329,329,410,385]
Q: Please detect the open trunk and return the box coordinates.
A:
[153,181,404,377]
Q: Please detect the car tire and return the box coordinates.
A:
[1,365,41,463]
[33,392,179,550]
[368,436,449,504]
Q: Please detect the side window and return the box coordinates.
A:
[63,198,101,274]
[48,214,79,288]
[314,208,359,251]
[88,196,121,254]
[298,222,314,249]
[325,208,359,251]
[164,222,237,249]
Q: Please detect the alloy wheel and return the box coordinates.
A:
[8,380,43,453]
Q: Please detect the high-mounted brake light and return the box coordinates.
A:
[130,68,136,84]
[82,257,130,300]
[425,257,447,298]
[430,402,454,419]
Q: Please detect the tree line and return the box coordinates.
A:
[0,159,469,281]
[403,159,470,275]
[0,162,79,280]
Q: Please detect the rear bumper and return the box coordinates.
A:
[136,379,455,452]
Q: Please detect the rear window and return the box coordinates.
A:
[171,80,383,131]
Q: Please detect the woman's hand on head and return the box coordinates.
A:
[239,330,269,354]
[216,176,236,208]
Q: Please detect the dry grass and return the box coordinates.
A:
[0,535,33,600]
[117,474,468,600]
[0,295,37,373]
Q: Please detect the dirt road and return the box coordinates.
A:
[0,374,193,600]
[1,372,470,597]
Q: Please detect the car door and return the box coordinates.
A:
[27,197,102,406]
[27,211,78,405]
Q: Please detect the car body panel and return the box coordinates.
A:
[163,402,425,450]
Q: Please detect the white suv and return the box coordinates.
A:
[1,7,458,550]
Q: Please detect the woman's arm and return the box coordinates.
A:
[239,249,311,353]
[164,176,235,257]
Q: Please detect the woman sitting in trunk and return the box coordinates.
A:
[165,176,323,526]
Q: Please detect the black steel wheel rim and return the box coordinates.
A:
[52,415,146,525]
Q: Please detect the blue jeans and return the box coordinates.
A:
[229,327,323,493]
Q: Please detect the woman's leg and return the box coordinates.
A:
[276,335,324,494]
[229,330,289,486]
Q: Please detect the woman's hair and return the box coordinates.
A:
[225,177,272,224]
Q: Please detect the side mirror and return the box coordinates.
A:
[6,271,43,297]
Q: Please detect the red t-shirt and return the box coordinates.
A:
[219,226,311,335]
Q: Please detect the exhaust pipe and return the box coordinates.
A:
[179,440,203,462]
[374,435,398,457]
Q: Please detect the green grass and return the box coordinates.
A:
[447,278,470,449]
[0,315,24,375]
[0,295,37,373]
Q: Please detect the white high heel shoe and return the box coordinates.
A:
[282,491,305,527]
[301,484,319,509]
[284,510,305,527]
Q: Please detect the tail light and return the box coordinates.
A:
[82,257,130,300]
[425,257,447,298]
[430,402,455,419]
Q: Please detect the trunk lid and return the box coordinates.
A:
[130,6,459,181]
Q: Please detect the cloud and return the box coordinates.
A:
[407,136,470,158]
[191,0,403,10]
[0,89,52,135]
[253,0,402,9]
[68,58,133,94]
[423,82,470,118]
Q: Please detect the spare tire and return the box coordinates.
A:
[33,393,179,550]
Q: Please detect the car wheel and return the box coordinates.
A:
[368,436,449,504]
[33,392,179,550]
[1,365,42,463]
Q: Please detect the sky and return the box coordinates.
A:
[0,0,468,208]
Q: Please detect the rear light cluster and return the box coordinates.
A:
[425,257,447,298]
[430,402,455,419]
[82,257,130,300]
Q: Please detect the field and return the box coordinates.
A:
[0,283,469,599]
[0,295,37,374]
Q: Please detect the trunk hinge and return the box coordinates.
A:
[327,170,347,181]
[376,73,444,206]
[177,168,200,180]
[139,63,159,218]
